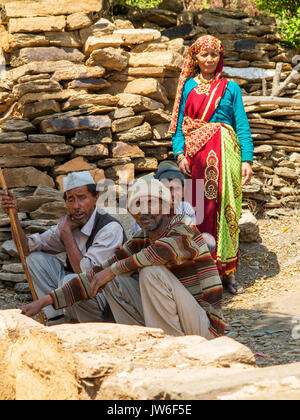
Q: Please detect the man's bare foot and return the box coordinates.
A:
[222,273,244,295]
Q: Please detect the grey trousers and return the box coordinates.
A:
[26,252,108,323]
[105,265,215,339]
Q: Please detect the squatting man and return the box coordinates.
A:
[20,178,225,339]
[0,171,125,325]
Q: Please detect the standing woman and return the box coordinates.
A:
[170,35,253,295]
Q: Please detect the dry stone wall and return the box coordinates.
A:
[0,2,298,293]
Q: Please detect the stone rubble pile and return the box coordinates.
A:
[0,2,298,297]
[1,309,300,400]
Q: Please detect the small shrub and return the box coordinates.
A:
[254,0,300,48]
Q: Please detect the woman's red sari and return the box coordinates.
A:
[184,80,242,276]
[169,36,242,276]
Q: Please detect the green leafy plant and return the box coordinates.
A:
[254,0,300,48]
[119,0,162,8]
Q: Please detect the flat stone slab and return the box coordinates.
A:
[17,195,59,212]
[62,94,119,111]
[86,47,128,71]
[43,31,82,48]
[84,34,124,55]
[1,240,18,257]
[133,157,158,172]
[8,60,105,82]
[54,157,95,175]
[128,51,184,71]
[2,167,54,188]
[113,122,152,142]
[97,157,131,168]
[28,134,66,143]
[124,78,169,105]
[66,12,93,31]
[223,66,275,80]
[0,132,27,143]
[72,144,109,159]
[33,185,63,200]
[1,311,300,400]
[0,273,26,283]
[8,16,66,34]
[10,47,85,67]
[0,143,73,157]
[2,263,24,274]
[111,142,144,158]
[23,100,61,120]
[116,93,164,112]
[1,0,105,19]
[111,115,144,133]
[53,64,106,81]
[40,115,111,134]
[1,119,35,133]
[79,18,116,42]
[30,202,67,220]
[69,128,112,146]
[19,89,84,105]
[0,156,56,168]
[114,28,161,45]
[274,167,299,180]
[67,78,110,91]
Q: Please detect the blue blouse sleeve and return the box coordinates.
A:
[171,79,196,159]
[230,82,253,162]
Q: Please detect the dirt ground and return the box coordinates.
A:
[0,211,299,369]
[224,210,300,367]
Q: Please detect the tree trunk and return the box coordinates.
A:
[271,61,300,97]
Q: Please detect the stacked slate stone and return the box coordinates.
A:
[242,99,300,216]
[0,2,298,296]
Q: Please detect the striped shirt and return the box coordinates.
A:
[50,214,225,336]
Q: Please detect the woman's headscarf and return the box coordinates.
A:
[169,35,225,134]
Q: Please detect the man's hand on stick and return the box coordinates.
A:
[0,189,18,216]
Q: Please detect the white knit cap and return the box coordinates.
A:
[127,178,172,211]
[63,171,95,192]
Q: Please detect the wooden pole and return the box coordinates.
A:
[0,169,45,325]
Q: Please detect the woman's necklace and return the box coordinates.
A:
[197,74,215,84]
[194,74,214,95]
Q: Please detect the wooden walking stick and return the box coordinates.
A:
[0,168,45,325]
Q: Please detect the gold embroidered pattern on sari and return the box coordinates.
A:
[224,205,239,250]
[204,150,219,200]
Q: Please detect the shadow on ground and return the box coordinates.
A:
[223,307,300,368]
[222,240,280,301]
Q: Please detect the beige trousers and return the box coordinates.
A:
[105,265,215,339]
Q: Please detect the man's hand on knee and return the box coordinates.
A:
[90,268,115,298]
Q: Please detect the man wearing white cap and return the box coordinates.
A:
[1,171,125,325]
[21,178,225,339]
